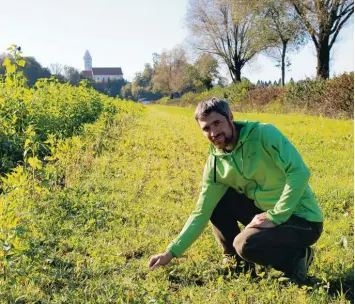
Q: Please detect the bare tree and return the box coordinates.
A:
[49,63,64,77]
[186,0,268,82]
[261,1,307,85]
[289,0,354,79]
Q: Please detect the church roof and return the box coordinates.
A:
[82,70,93,78]
[92,67,123,76]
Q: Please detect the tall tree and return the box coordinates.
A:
[121,83,132,99]
[133,72,146,87]
[152,53,160,70]
[186,0,268,82]
[169,46,188,93]
[289,0,354,79]
[152,46,188,94]
[195,54,219,89]
[184,54,220,91]
[261,1,306,86]
[142,63,154,88]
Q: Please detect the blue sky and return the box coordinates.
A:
[1,0,353,83]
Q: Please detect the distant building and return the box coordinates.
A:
[82,50,123,82]
[138,97,150,105]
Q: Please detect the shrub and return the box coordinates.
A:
[194,87,225,104]
[323,72,353,118]
[284,73,354,118]
[152,72,353,119]
[225,79,255,105]
[285,77,326,107]
[156,96,170,104]
[242,87,284,107]
[180,92,197,106]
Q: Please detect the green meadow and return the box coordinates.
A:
[1,104,353,303]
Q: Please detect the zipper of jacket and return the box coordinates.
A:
[231,144,259,205]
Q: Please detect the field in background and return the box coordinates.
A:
[2,102,353,303]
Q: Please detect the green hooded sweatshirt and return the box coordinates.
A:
[167,121,323,258]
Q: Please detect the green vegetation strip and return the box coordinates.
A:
[1,105,353,303]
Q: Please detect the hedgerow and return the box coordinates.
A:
[177,73,354,119]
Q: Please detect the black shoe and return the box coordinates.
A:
[281,247,314,285]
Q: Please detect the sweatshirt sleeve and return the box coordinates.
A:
[167,155,228,258]
[261,125,311,225]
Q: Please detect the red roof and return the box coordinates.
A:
[82,70,93,78]
[92,67,123,76]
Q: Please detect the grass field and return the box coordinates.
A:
[2,105,354,303]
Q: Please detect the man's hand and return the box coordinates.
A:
[148,251,173,270]
[245,212,276,229]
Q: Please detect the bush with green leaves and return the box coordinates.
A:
[285,77,326,107]
[175,74,353,119]
[180,91,197,106]
[225,78,255,105]
[0,45,142,174]
[284,73,354,118]
[156,96,170,104]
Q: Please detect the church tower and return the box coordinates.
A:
[83,50,92,71]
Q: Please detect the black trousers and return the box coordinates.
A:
[210,188,323,274]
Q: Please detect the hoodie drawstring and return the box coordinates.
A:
[241,145,244,174]
[214,156,217,183]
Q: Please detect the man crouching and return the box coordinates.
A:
[148,98,323,284]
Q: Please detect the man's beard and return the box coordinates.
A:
[214,132,233,148]
[213,120,235,148]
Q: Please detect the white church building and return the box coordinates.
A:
[82,50,123,82]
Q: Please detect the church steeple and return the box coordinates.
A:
[83,50,92,71]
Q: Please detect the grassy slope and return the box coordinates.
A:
[7,105,353,303]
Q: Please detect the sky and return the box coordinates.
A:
[1,0,353,84]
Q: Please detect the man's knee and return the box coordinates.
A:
[233,229,260,261]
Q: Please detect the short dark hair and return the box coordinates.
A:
[194,97,232,121]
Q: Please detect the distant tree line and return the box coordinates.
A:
[0,54,51,87]
[121,46,228,101]
[255,78,295,87]
[0,53,128,98]
[0,54,86,87]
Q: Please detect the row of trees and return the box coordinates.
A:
[0,54,127,98]
[256,78,296,86]
[0,54,51,86]
[121,47,227,100]
[186,0,353,85]
[0,54,87,87]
